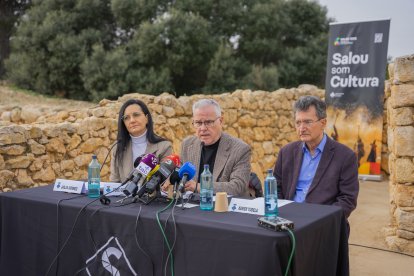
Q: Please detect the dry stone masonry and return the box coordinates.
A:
[384,54,414,255]
[0,85,324,192]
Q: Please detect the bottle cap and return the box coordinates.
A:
[267,169,273,174]
[92,155,97,159]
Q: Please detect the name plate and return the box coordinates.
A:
[101,182,124,196]
[228,198,294,215]
[229,198,265,215]
[53,179,86,194]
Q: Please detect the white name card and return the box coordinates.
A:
[229,197,265,215]
[228,198,294,215]
[101,182,124,196]
[53,179,86,194]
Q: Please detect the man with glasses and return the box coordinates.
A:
[274,96,359,225]
[180,99,251,197]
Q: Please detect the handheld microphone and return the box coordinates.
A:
[123,153,158,196]
[178,162,196,193]
[144,158,177,194]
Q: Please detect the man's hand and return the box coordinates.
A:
[184,180,199,193]
[161,177,171,192]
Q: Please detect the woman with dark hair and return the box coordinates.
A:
[110,99,172,182]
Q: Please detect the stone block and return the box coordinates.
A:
[0,126,27,145]
[6,155,33,169]
[16,169,33,186]
[46,138,66,154]
[0,145,26,155]
[20,107,41,123]
[386,235,414,255]
[32,166,56,182]
[238,114,256,127]
[262,141,274,155]
[397,229,414,240]
[67,134,82,151]
[394,107,414,126]
[391,84,414,108]
[395,184,414,207]
[74,154,93,168]
[162,106,175,118]
[395,208,414,232]
[394,126,414,157]
[0,170,14,188]
[394,158,414,183]
[80,138,104,153]
[1,111,11,122]
[61,160,75,171]
[394,54,414,83]
[10,107,21,122]
[25,126,43,139]
[28,139,46,155]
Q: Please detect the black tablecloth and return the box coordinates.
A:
[0,185,348,276]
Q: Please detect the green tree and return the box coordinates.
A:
[0,0,31,78]
[5,0,330,100]
[6,0,114,99]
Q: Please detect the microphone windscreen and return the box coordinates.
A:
[136,153,158,177]
[178,162,196,179]
[170,169,181,185]
[162,154,181,167]
[133,153,146,168]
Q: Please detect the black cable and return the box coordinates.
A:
[164,198,179,276]
[73,199,136,276]
[100,140,120,173]
[46,197,101,276]
[55,195,85,276]
[134,205,155,276]
[349,243,414,257]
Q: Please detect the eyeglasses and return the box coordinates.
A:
[122,112,144,122]
[294,119,323,128]
[192,117,220,128]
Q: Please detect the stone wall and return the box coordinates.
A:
[384,54,414,254]
[0,85,324,191]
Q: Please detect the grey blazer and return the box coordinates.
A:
[274,136,359,218]
[181,132,251,197]
[110,140,173,183]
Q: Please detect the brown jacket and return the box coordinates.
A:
[110,140,173,183]
[181,132,251,197]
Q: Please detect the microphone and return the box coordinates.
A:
[170,168,181,186]
[123,153,158,196]
[163,154,181,167]
[178,162,196,193]
[144,158,178,195]
[133,154,146,168]
[100,140,120,172]
[99,153,148,206]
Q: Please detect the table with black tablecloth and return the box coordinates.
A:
[0,185,348,276]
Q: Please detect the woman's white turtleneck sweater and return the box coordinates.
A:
[130,130,147,163]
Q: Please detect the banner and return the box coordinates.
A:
[325,20,390,178]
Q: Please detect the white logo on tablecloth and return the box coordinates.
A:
[85,237,137,276]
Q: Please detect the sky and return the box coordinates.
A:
[317,0,414,60]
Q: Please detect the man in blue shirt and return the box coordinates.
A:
[274,96,359,221]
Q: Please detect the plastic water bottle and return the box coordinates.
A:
[200,164,213,211]
[88,155,101,198]
[264,169,278,217]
